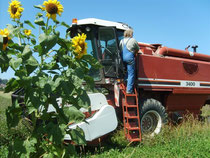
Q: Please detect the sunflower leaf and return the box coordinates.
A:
[63,106,85,123]
[34,5,43,10]
[9,58,22,70]
[6,24,20,37]
[31,38,36,45]
[61,22,70,28]
[8,42,24,51]
[36,13,43,18]
[26,56,39,67]
[22,45,32,60]
[34,18,45,26]
[68,127,86,145]
[24,20,35,29]
[4,78,19,93]
[39,33,58,53]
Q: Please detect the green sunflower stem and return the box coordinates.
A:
[45,18,49,35]
[40,55,44,71]
[22,35,26,44]
[15,19,22,46]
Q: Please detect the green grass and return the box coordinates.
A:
[0,92,210,158]
[0,91,12,99]
[0,93,11,158]
[0,92,30,158]
[86,106,210,158]
[0,92,12,140]
[88,117,210,158]
[201,104,210,117]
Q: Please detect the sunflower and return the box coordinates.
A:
[24,29,32,36]
[71,33,88,59]
[8,0,24,19]
[42,0,63,21]
[0,28,11,51]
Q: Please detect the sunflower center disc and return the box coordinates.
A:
[80,42,85,51]
[3,37,8,45]
[47,3,58,14]
[11,6,17,14]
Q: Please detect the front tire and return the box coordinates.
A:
[140,98,168,136]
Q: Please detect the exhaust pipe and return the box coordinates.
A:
[157,46,210,62]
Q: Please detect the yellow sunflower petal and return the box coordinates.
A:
[0,29,9,37]
[50,14,57,21]
[0,29,10,51]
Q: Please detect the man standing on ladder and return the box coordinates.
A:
[120,29,140,94]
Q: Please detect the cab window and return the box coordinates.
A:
[98,27,120,78]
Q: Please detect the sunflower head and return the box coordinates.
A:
[42,0,63,21]
[24,29,32,36]
[8,0,24,19]
[71,33,88,59]
[0,28,11,51]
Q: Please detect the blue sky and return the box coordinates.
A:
[0,0,210,79]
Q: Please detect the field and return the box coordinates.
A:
[0,92,210,158]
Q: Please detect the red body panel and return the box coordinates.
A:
[136,45,210,114]
[166,94,207,114]
[137,54,210,83]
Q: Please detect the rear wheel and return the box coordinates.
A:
[140,98,168,136]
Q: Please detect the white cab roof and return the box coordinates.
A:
[75,18,131,31]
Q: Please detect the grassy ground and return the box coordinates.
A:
[0,92,11,158]
[87,116,210,158]
[0,91,12,99]
[0,92,210,158]
[0,92,29,158]
[202,104,210,117]
[86,106,210,158]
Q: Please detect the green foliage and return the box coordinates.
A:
[1,93,210,157]
[0,95,30,158]
[0,3,100,158]
[109,128,129,148]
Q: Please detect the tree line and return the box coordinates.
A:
[0,78,8,84]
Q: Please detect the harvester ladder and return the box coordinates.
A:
[120,83,141,142]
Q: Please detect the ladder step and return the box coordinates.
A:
[124,111,138,118]
[121,90,137,97]
[125,123,139,130]
[125,93,137,97]
[129,138,141,142]
[123,104,138,107]
[125,116,139,119]
[126,127,140,130]
[127,132,141,141]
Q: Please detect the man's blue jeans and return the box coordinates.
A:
[122,46,135,93]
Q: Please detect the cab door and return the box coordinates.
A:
[98,27,123,78]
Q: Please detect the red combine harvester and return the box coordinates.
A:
[13,18,210,143]
[64,18,210,142]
